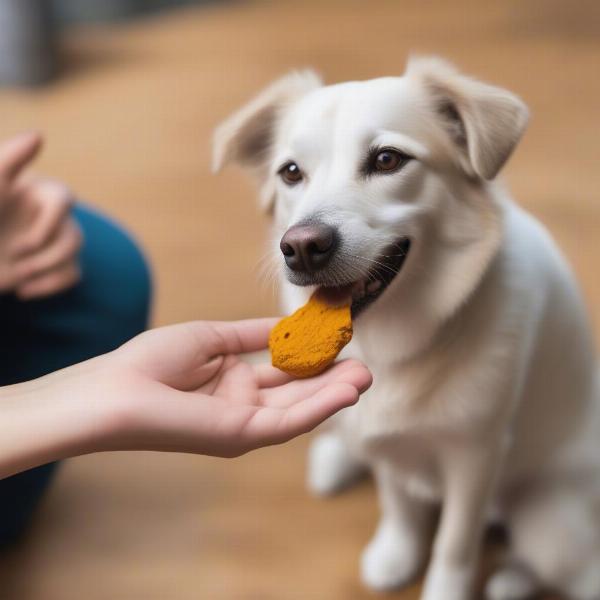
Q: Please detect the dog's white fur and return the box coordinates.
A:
[214,57,600,600]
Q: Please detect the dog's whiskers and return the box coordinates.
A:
[346,253,401,276]
[255,250,281,297]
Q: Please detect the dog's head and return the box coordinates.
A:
[213,57,528,326]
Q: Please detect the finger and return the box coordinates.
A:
[253,357,365,389]
[0,132,42,184]
[164,354,228,393]
[253,363,296,388]
[259,359,372,408]
[13,220,82,280]
[15,262,80,300]
[247,382,361,449]
[120,318,280,387]
[9,179,73,256]
[186,318,280,358]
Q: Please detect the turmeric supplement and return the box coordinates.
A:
[269,292,353,378]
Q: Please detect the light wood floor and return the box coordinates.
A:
[0,1,598,598]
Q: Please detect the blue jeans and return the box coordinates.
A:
[0,204,151,545]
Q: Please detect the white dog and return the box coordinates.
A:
[213,57,600,600]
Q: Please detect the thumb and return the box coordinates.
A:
[0,132,43,187]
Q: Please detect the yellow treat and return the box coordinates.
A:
[269,292,353,378]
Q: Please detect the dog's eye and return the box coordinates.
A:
[278,162,303,185]
[373,149,409,173]
[362,147,412,177]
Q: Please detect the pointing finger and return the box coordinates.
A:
[9,180,73,256]
[15,262,80,300]
[13,220,82,280]
[0,132,43,185]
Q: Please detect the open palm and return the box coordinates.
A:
[106,318,372,457]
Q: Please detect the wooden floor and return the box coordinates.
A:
[0,1,598,598]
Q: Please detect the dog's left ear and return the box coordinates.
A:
[406,56,529,180]
[212,70,322,212]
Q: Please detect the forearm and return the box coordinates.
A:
[0,319,373,474]
[0,357,112,479]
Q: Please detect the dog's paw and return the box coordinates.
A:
[422,561,475,600]
[307,433,366,496]
[485,565,537,600]
[360,519,425,591]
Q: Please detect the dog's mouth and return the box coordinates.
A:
[317,238,411,318]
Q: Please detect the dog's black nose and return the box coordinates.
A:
[280,223,337,273]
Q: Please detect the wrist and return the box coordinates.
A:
[0,355,117,478]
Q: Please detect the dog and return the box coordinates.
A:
[213,57,600,600]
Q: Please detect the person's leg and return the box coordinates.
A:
[0,204,152,545]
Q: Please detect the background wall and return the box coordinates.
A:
[0,1,597,599]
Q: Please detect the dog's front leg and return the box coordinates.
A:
[422,439,504,600]
[361,463,432,591]
[307,429,367,496]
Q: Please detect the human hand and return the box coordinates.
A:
[0,132,82,300]
[1,319,371,476]
[99,318,372,457]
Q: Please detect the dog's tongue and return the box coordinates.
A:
[316,283,356,307]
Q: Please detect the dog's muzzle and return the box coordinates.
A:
[279,221,411,318]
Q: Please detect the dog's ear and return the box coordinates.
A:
[406,56,529,180]
[212,70,322,211]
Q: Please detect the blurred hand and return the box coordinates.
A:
[0,132,82,300]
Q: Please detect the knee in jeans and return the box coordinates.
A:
[73,205,153,347]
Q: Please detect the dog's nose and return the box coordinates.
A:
[280,223,337,272]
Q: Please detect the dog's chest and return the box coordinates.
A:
[372,434,442,501]
[334,343,487,501]
[339,342,461,436]
[339,405,443,500]
[335,366,448,500]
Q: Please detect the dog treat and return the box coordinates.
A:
[269,292,353,378]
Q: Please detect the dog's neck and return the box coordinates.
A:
[352,179,506,367]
